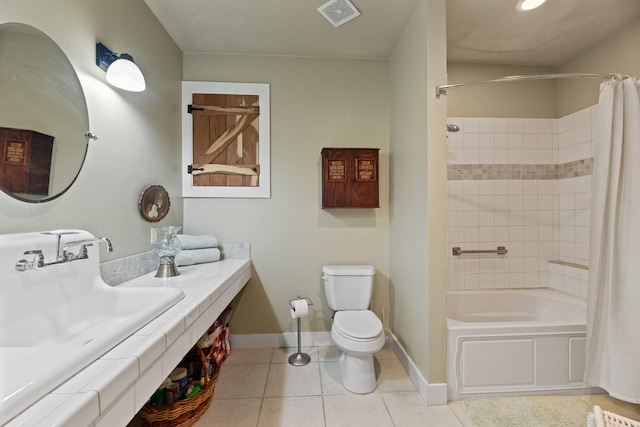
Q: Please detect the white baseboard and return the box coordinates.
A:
[229,333,280,348]
[279,331,333,348]
[230,331,332,349]
[229,331,448,406]
[387,332,448,405]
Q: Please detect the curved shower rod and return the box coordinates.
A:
[435,73,632,99]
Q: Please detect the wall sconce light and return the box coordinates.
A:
[96,42,146,92]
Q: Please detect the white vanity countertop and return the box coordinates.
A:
[6,258,251,427]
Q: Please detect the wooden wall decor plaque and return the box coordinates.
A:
[4,141,26,164]
[182,81,271,198]
[321,148,379,208]
[138,185,171,222]
[0,127,54,195]
[355,158,376,182]
[327,159,347,182]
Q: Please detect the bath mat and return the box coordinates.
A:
[463,395,594,427]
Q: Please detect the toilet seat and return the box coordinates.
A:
[333,310,383,342]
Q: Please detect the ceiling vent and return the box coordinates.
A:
[317,0,361,28]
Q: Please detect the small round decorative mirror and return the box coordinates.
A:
[0,23,90,202]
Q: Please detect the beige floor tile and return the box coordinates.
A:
[376,358,416,392]
[193,398,261,426]
[135,344,640,427]
[319,361,350,395]
[214,363,269,399]
[317,346,341,362]
[383,392,464,426]
[323,393,394,427]
[225,348,274,365]
[447,400,477,427]
[264,362,322,397]
[374,345,397,360]
[271,347,319,364]
[423,404,467,427]
[258,396,325,427]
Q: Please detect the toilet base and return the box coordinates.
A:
[339,351,377,394]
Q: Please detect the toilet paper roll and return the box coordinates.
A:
[290,299,309,319]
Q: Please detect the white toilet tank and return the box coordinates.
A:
[322,265,375,310]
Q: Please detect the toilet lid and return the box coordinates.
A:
[334,310,383,340]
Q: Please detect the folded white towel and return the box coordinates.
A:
[175,248,221,266]
[175,234,219,250]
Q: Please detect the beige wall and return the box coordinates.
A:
[558,18,640,116]
[182,55,390,335]
[426,0,449,385]
[447,18,640,119]
[389,0,448,385]
[0,0,458,392]
[0,0,183,260]
[446,63,558,118]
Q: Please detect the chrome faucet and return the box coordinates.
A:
[15,234,113,272]
[61,237,113,261]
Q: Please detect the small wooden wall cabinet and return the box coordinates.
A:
[0,127,54,196]
[321,148,379,208]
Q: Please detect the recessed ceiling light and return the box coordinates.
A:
[516,0,547,11]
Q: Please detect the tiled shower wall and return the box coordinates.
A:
[447,105,596,294]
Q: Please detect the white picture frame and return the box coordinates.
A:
[181,81,270,198]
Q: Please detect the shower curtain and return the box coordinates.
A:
[586,76,640,403]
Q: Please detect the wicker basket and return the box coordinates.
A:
[593,405,640,427]
[139,348,218,427]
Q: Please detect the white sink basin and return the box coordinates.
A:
[0,279,181,348]
[0,230,184,425]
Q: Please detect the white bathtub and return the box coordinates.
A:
[447,289,597,400]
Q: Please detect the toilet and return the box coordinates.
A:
[322,264,385,394]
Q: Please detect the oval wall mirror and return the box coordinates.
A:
[0,22,89,202]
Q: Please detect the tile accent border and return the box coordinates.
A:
[448,158,593,180]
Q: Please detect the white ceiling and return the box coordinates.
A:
[447,0,640,66]
[144,0,640,66]
[143,0,421,59]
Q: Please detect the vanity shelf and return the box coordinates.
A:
[6,257,251,426]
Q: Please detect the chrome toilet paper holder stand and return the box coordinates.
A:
[289,296,313,366]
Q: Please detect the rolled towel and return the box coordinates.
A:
[175,234,219,250]
[175,248,221,266]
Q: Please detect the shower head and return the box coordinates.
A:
[447,124,460,132]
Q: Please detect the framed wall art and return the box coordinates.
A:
[182,81,270,198]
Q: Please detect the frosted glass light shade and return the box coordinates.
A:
[106,55,146,92]
[516,0,546,11]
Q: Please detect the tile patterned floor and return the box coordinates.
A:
[129,345,640,426]
[192,346,466,427]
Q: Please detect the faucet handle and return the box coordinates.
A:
[15,259,35,271]
[62,244,90,261]
[77,244,90,259]
[18,250,45,270]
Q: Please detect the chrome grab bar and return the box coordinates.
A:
[452,246,508,256]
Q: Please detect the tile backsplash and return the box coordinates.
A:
[447,105,595,297]
[100,242,250,286]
